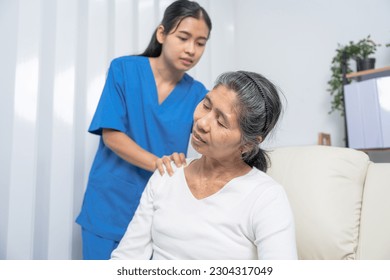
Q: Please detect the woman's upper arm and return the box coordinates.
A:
[253,186,298,260]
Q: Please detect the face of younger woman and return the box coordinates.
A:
[157,16,209,72]
[191,85,244,162]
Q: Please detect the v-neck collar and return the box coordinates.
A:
[145,57,191,108]
[181,159,256,202]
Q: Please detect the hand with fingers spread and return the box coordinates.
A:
[155,152,187,176]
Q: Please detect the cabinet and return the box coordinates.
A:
[344,67,390,149]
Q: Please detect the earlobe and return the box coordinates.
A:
[156,25,165,44]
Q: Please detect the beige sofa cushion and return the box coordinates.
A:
[267,145,370,259]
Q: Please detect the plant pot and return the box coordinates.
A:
[356,58,376,72]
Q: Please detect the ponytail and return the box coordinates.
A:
[139,32,162,57]
[242,146,269,172]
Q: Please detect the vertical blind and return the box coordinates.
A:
[0,0,235,259]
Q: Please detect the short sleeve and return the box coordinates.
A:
[88,59,128,135]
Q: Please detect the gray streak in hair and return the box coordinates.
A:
[213,71,283,172]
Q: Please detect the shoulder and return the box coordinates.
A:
[243,169,294,226]
[244,168,280,187]
[148,157,197,185]
[106,56,149,82]
[109,55,147,69]
[182,74,208,97]
[244,168,289,203]
[147,158,196,194]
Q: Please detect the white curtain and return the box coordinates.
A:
[0,0,236,259]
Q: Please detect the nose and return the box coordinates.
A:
[185,41,195,56]
[195,111,211,133]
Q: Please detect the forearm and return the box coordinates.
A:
[102,128,158,172]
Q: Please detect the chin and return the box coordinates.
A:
[178,61,195,71]
[180,65,193,72]
[190,140,203,154]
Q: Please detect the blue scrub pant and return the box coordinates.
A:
[81,228,119,260]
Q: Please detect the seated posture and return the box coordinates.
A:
[111,71,297,260]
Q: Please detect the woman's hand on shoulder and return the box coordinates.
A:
[155,152,187,176]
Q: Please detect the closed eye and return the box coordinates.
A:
[178,36,188,41]
[203,102,211,110]
[217,120,227,128]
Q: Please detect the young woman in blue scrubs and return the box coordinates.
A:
[76,0,212,259]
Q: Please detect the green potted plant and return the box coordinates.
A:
[354,35,380,71]
[327,35,380,115]
[327,43,357,115]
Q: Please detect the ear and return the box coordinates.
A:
[156,25,165,44]
[256,136,263,144]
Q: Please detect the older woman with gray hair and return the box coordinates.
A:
[111,71,297,260]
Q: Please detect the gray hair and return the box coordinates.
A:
[213,71,282,171]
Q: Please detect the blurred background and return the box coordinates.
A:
[0,0,389,259]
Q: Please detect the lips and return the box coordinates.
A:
[192,130,206,143]
[180,57,193,66]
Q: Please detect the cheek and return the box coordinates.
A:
[196,47,205,57]
[193,104,203,120]
[218,131,242,148]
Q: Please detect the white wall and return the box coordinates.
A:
[234,0,390,148]
[0,0,389,259]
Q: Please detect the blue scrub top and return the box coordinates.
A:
[76,56,208,241]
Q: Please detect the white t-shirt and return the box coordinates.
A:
[111,159,297,260]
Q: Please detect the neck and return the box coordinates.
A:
[149,57,184,84]
[195,156,251,180]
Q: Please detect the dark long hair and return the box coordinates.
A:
[213,71,283,172]
[139,0,212,57]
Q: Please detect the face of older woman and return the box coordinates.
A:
[191,85,243,162]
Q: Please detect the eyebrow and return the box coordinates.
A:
[204,95,230,126]
[178,30,208,41]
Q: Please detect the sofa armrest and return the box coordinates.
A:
[357,162,390,259]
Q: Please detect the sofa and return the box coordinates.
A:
[266,145,390,260]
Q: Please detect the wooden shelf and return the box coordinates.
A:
[358,148,390,153]
[346,66,390,79]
